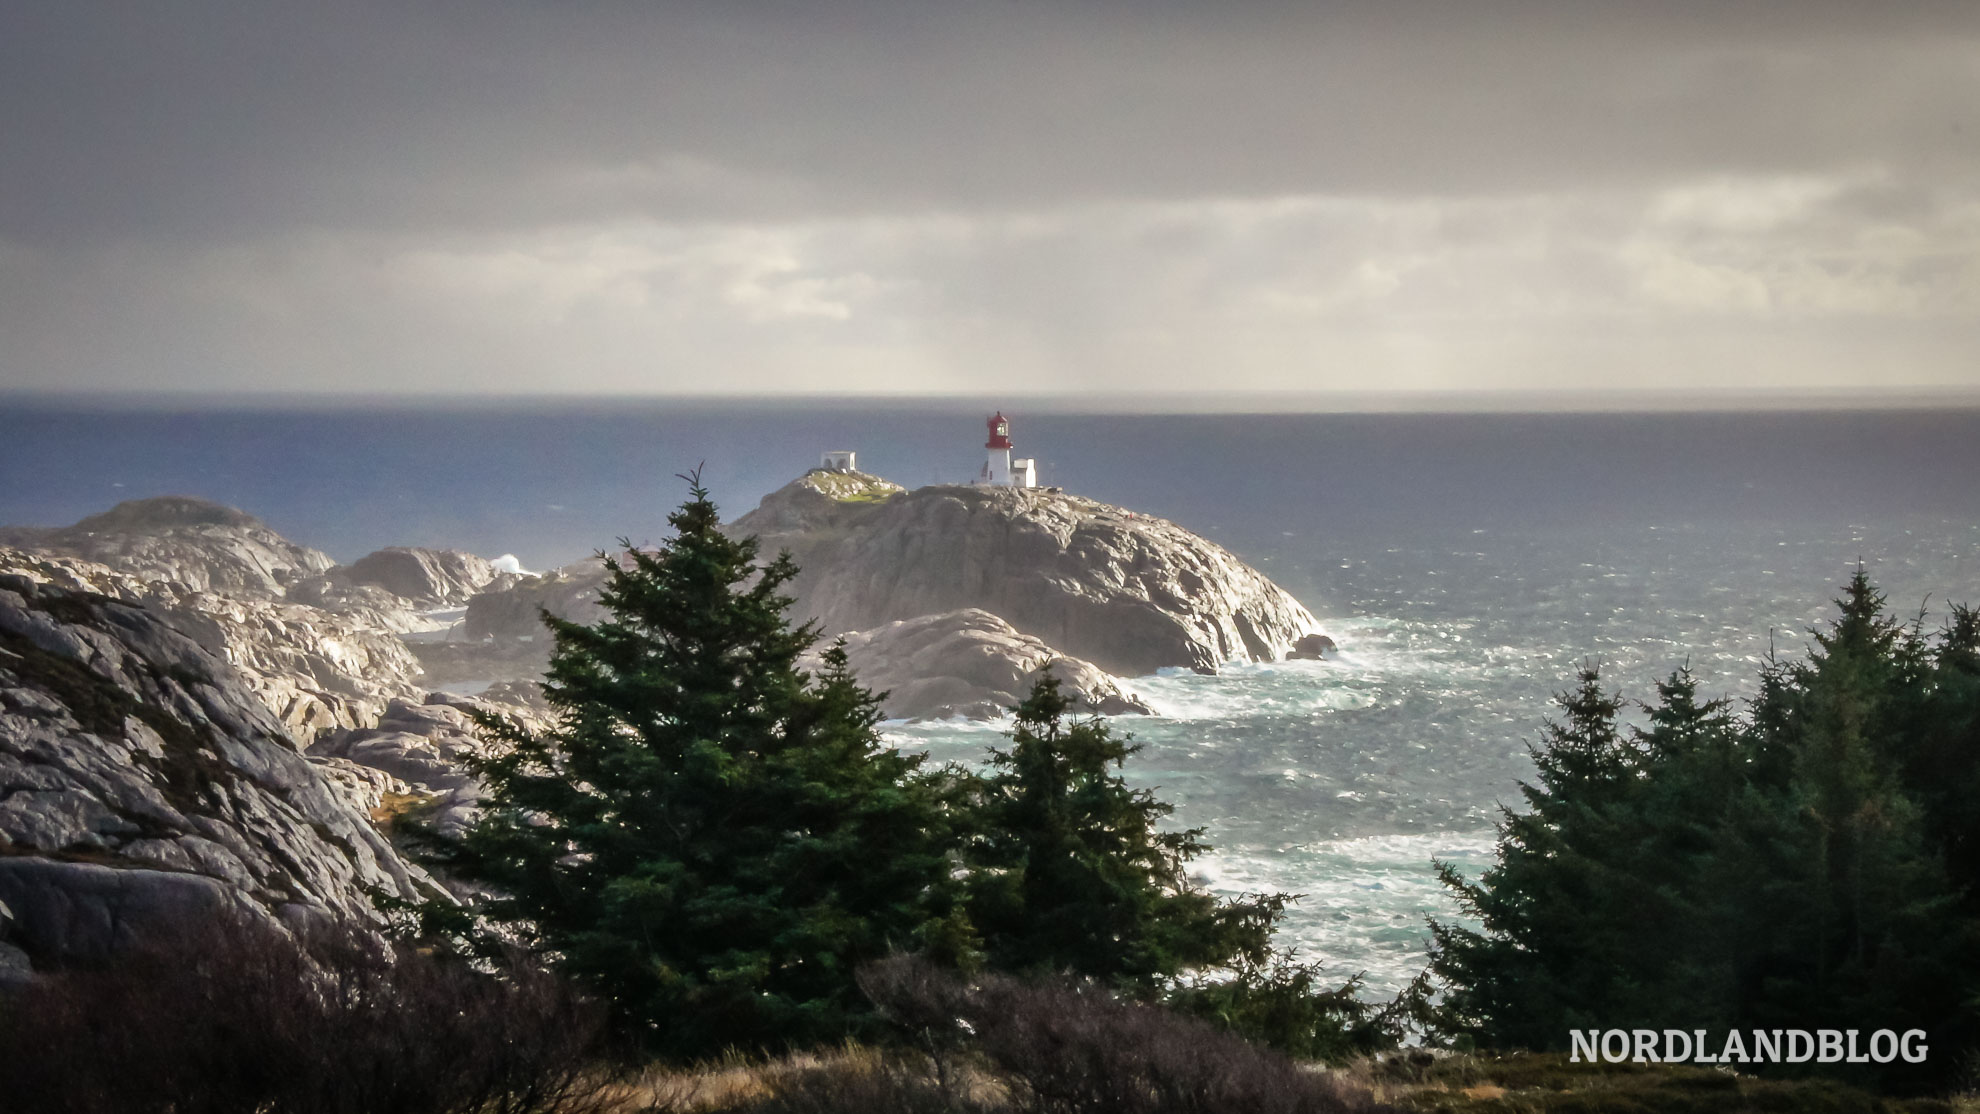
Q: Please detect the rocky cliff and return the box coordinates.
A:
[0,574,438,968]
[0,501,541,732]
[459,469,1326,716]
[734,473,1323,676]
[310,546,513,610]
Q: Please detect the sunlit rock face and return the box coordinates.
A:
[455,470,1322,724]
[1,551,426,735]
[306,693,551,840]
[459,470,1326,718]
[0,502,534,734]
[0,574,437,967]
[311,545,514,610]
[0,496,334,599]
[810,608,1151,721]
[731,476,1325,677]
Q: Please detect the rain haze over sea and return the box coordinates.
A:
[4,400,1978,995]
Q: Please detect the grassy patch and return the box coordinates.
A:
[800,469,902,504]
[369,789,441,831]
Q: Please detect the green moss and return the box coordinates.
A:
[801,469,902,504]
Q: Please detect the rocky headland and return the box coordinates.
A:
[0,477,1327,976]
[462,470,1328,718]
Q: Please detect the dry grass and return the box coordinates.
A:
[370,788,441,828]
[435,1045,1980,1114]
[1333,1050,1980,1114]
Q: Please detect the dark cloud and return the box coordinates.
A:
[6,1,1979,242]
[0,1,1975,397]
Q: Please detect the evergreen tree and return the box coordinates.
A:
[961,671,1282,991]
[1429,571,1980,1092]
[1730,569,1972,1083]
[1428,665,1656,1049]
[420,478,959,1057]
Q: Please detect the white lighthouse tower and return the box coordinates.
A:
[981,411,1037,488]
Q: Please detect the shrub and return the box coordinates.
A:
[858,956,1386,1114]
[1166,955,1391,1063]
[0,914,615,1114]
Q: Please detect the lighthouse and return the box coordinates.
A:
[982,411,1037,488]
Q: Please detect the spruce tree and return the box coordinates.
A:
[961,671,1282,990]
[1429,572,1980,1092]
[423,478,958,1057]
[1731,569,1972,1084]
[1428,665,1653,1048]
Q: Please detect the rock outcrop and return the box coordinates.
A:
[321,546,510,609]
[462,558,610,643]
[817,609,1152,721]
[459,469,1326,714]
[0,500,546,733]
[306,694,542,839]
[0,496,334,599]
[1288,633,1338,661]
[4,550,426,734]
[0,574,436,967]
[733,476,1322,676]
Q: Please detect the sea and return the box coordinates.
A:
[4,400,1979,998]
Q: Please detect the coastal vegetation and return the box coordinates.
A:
[403,476,1369,1063]
[4,479,1977,1112]
[1429,571,1980,1096]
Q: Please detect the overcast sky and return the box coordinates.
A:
[3,1,1977,403]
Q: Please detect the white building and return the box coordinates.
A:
[820,450,857,472]
[980,411,1037,488]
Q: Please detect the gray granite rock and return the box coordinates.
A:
[334,546,506,608]
[812,609,1151,721]
[1288,633,1338,660]
[0,496,333,599]
[0,575,438,966]
[467,471,1329,678]
[306,696,532,838]
[3,550,426,734]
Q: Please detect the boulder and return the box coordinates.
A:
[1288,633,1338,660]
[816,609,1151,721]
